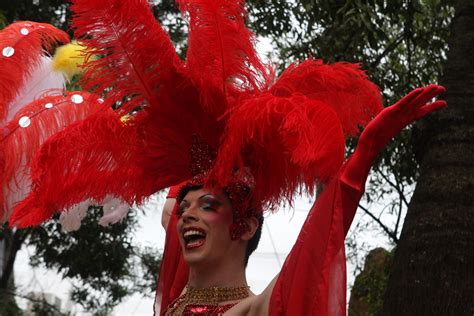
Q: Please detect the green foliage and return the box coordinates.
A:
[0,10,7,29]
[25,207,160,313]
[30,298,70,316]
[248,0,453,91]
[0,0,70,30]
[133,246,163,293]
[246,0,453,109]
[349,248,393,316]
[150,1,188,57]
[65,74,83,92]
[0,291,23,316]
[29,208,134,281]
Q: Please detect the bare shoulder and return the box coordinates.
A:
[224,294,268,316]
[223,295,256,315]
[224,275,278,316]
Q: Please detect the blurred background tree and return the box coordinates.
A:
[0,0,70,30]
[1,207,162,315]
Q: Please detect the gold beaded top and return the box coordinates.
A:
[184,285,250,304]
[165,285,250,315]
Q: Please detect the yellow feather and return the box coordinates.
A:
[120,114,132,123]
[52,41,89,80]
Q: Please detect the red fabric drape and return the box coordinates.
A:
[154,186,189,315]
[155,153,371,315]
[269,160,364,315]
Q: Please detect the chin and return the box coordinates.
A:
[182,246,209,266]
[183,254,204,265]
[180,239,208,265]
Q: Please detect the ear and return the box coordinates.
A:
[240,216,260,241]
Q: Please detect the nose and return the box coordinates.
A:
[181,204,199,223]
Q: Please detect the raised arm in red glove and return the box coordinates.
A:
[342,84,446,192]
[154,86,446,316]
[268,85,446,316]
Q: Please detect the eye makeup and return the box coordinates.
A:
[176,194,222,216]
[199,195,222,211]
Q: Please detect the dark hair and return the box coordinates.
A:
[244,213,264,266]
[176,184,202,203]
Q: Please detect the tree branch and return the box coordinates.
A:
[374,165,410,208]
[369,33,405,69]
[1,289,65,314]
[358,203,399,244]
[394,188,404,237]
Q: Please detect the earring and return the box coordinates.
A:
[229,219,250,240]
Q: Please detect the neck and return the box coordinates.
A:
[187,257,247,289]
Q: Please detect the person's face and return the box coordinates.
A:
[176,188,240,266]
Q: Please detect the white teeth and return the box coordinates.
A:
[183,230,205,238]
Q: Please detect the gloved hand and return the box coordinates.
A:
[342,84,447,190]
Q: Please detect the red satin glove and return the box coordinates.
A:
[342,84,447,190]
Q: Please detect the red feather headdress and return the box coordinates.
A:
[0,21,75,222]
[4,0,383,228]
[0,22,69,124]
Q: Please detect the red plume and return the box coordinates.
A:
[211,93,345,210]
[8,110,156,227]
[9,78,225,227]
[5,3,384,231]
[270,59,383,136]
[0,21,69,123]
[71,0,182,115]
[178,0,272,114]
[1,92,105,222]
[141,69,224,180]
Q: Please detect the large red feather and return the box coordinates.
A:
[9,78,225,227]
[8,109,186,228]
[140,67,224,179]
[210,93,345,211]
[8,110,143,227]
[270,59,383,136]
[0,21,69,123]
[1,91,105,222]
[178,0,272,115]
[5,4,384,233]
[71,0,182,115]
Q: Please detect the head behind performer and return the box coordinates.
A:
[176,183,264,269]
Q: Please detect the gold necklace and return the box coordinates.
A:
[166,285,250,315]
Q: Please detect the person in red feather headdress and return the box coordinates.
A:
[0,0,446,315]
[155,84,446,316]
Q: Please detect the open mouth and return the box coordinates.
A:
[183,228,206,249]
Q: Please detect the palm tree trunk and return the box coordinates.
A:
[382,1,474,315]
